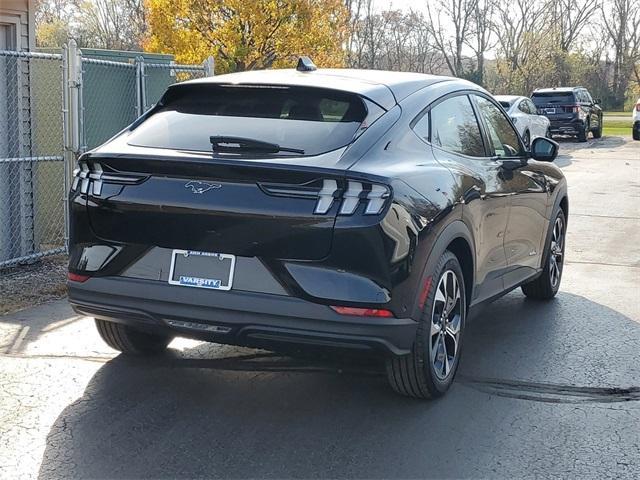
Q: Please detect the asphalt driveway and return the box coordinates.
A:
[1,136,639,479]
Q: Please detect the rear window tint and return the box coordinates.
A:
[531,92,575,105]
[127,84,377,156]
[499,101,512,109]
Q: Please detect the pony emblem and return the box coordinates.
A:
[185,181,222,194]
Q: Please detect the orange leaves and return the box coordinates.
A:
[143,0,348,72]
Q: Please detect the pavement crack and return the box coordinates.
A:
[459,375,640,404]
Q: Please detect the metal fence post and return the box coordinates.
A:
[62,40,82,250]
[135,56,143,117]
[139,57,147,113]
[203,56,215,77]
[62,43,69,251]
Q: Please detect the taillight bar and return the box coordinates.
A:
[319,179,390,216]
[71,161,147,195]
[260,178,391,216]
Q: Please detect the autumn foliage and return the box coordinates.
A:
[143,0,348,73]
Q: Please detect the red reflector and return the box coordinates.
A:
[68,272,90,282]
[418,275,433,309]
[331,306,394,318]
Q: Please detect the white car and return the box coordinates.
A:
[495,95,551,148]
[633,98,640,141]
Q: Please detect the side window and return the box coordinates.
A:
[412,112,429,142]
[474,96,525,157]
[584,91,593,104]
[526,100,537,113]
[518,100,530,114]
[430,95,486,157]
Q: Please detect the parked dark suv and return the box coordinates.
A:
[67,61,567,399]
[531,87,603,142]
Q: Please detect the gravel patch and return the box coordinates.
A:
[0,255,68,315]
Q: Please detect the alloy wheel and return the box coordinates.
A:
[549,216,565,287]
[430,270,462,380]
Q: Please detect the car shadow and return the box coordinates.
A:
[37,291,640,479]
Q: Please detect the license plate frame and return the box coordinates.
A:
[168,250,236,291]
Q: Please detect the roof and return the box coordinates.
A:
[533,87,583,93]
[181,68,458,110]
[494,95,525,103]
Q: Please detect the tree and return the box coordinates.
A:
[344,4,443,74]
[466,0,495,85]
[549,0,599,53]
[77,0,147,50]
[491,0,551,93]
[601,0,640,109]
[35,0,146,49]
[425,0,478,79]
[144,0,348,72]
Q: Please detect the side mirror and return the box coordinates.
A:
[530,137,559,162]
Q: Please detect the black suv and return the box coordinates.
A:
[531,87,603,142]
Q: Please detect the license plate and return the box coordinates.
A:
[545,108,556,114]
[168,250,235,291]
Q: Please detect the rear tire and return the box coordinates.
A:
[545,127,552,139]
[523,130,531,149]
[592,117,603,139]
[633,125,640,141]
[95,319,172,355]
[522,209,566,300]
[386,251,466,399]
[577,120,589,142]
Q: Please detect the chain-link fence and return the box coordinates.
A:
[0,44,213,269]
[81,58,139,151]
[0,50,66,269]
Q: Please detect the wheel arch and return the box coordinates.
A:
[559,194,569,219]
[413,220,476,317]
[539,187,569,269]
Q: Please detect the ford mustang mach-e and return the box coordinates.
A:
[68,59,567,399]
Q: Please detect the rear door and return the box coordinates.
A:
[426,93,510,303]
[523,99,547,138]
[583,89,601,129]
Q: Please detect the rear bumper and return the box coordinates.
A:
[549,119,583,135]
[68,276,418,356]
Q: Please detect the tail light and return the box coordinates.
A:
[571,105,580,113]
[68,272,90,282]
[636,103,640,112]
[330,306,394,317]
[260,178,391,216]
[325,179,391,216]
[71,161,147,195]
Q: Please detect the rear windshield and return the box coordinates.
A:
[498,101,512,109]
[127,84,378,156]
[531,92,575,105]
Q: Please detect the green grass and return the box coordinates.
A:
[602,118,633,137]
